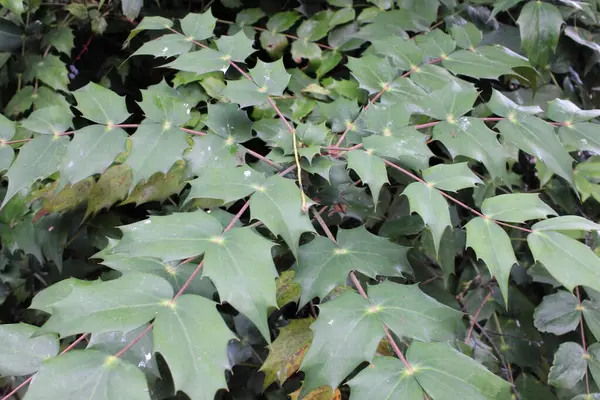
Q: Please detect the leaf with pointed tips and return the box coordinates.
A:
[126,124,189,188]
[362,127,432,171]
[426,80,478,120]
[559,123,600,154]
[548,342,586,388]
[294,226,411,306]
[347,54,396,94]
[372,36,422,70]
[24,350,151,400]
[347,356,423,399]
[547,99,600,123]
[415,28,456,59]
[42,27,74,55]
[0,323,59,376]
[73,82,131,125]
[0,113,15,140]
[204,227,278,341]
[482,194,557,223]
[261,318,313,389]
[132,34,193,58]
[85,164,132,217]
[106,210,222,262]
[361,103,411,135]
[125,16,173,45]
[465,217,518,302]
[205,103,253,143]
[532,216,600,232]
[442,48,522,80]
[517,1,563,67]
[180,12,217,40]
[250,175,315,257]
[423,162,482,192]
[59,125,127,188]
[406,341,513,399]
[166,48,230,75]
[402,182,451,256]
[35,273,173,337]
[318,96,360,132]
[450,22,482,49]
[487,89,542,118]
[533,291,580,335]
[223,59,291,107]
[187,166,265,204]
[347,150,388,207]
[138,81,192,126]
[32,54,69,92]
[184,135,243,175]
[1,135,69,210]
[266,11,301,33]
[528,231,600,294]
[214,30,256,62]
[20,105,72,134]
[153,294,234,400]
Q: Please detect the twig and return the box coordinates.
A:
[576,287,591,395]
[465,291,493,343]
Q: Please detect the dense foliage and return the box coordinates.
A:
[2,0,600,399]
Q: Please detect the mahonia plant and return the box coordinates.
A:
[2,0,600,399]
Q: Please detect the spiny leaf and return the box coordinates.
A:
[346,54,396,94]
[361,103,411,135]
[425,80,478,120]
[223,59,291,107]
[0,323,59,376]
[368,281,464,342]
[84,164,132,217]
[250,175,315,257]
[203,227,278,341]
[184,135,243,175]
[450,22,482,49]
[187,166,265,205]
[20,105,72,134]
[42,27,74,55]
[533,291,581,335]
[165,48,230,75]
[346,356,424,399]
[59,125,127,188]
[205,103,253,143]
[266,11,301,33]
[180,11,217,40]
[105,210,222,262]
[318,96,360,133]
[517,1,563,67]
[487,89,543,118]
[294,226,411,306]
[559,123,600,154]
[414,28,456,59]
[73,82,131,125]
[24,350,151,400]
[423,162,482,192]
[1,135,69,210]
[371,36,422,70]
[32,55,69,92]
[35,273,173,337]
[528,231,600,294]
[132,34,193,58]
[362,127,433,171]
[347,150,388,207]
[433,118,508,180]
[496,117,575,185]
[402,181,451,256]
[138,80,192,126]
[214,30,256,62]
[548,342,586,388]
[153,294,235,400]
[299,291,383,395]
[482,193,557,223]
[125,16,173,45]
[125,123,189,189]
[547,99,600,123]
[260,318,314,389]
[465,217,518,303]
[532,216,600,232]
[406,341,513,400]
[0,113,16,140]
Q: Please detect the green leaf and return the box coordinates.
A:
[132,34,193,58]
[465,217,518,303]
[124,16,173,45]
[250,175,315,257]
[487,89,543,118]
[180,11,217,40]
[214,30,256,62]
[426,81,478,120]
[1,135,69,210]
[261,318,313,389]
[482,194,557,223]
[318,96,360,132]
[0,146,14,172]
[138,80,192,126]
[559,123,600,154]
[291,39,322,61]
[406,341,513,400]
[35,273,173,337]
[0,113,16,140]
[362,127,433,171]
[84,164,132,217]
[0,323,59,376]
[187,166,265,204]
[259,31,288,58]
[528,231,600,294]
[21,105,72,134]
[347,356,424,399]
[347,150,388,207]
[294,226,411,306]
[402,181,451,256]
[361,103,411,135]
[59,125,127,187]
[5,86,35,116]
[450,23,482,49]
[532,216,600,232]
[266,11,301,33]
[184,135,243,175]
[105,210,222,262]
[32,55,69,92]
[347,54,396,94]
[369,281,464,342]
[42,27,74,55]
[166,48,230,75]
[517,1,563,67]
[205,103,253,143]
[547,99,600,123]
[371,36,422,70]
[497,117,575,185]
[73,83,129,125]
[223,59,291,107]
[414,28,456,59]
[0,18,21,52]
[276,270,301,308]
[423,162,482,192]
[299,291,383,395]
[126,124,189,188]
[153,294,235,400]
[533,291,580,335]
[548,342,586,388]
[24,350,150,400]
[490,0,523,18]
[442,48,523,80]
[204,227,278,341]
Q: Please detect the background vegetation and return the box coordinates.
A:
[2,0,600,399]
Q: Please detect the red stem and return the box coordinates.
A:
[465,291,492,343]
